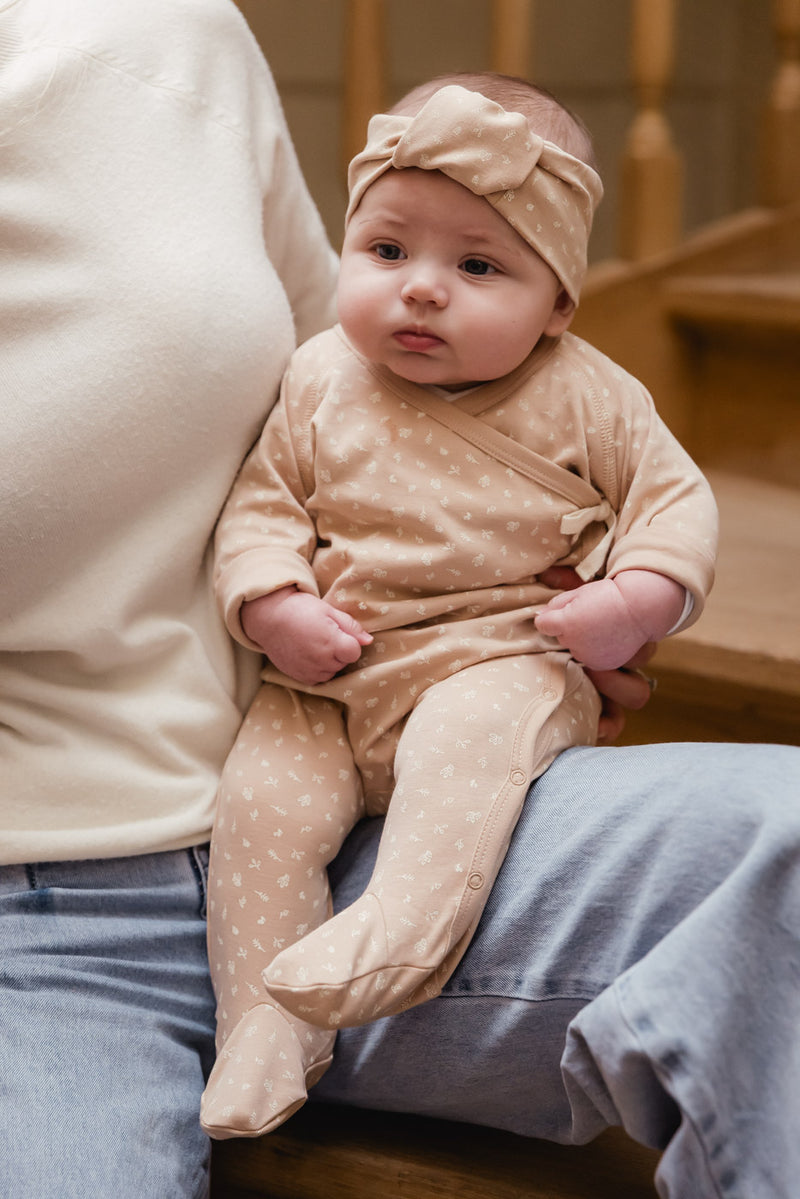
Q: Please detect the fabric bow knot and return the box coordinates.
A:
[393,99,539,195]
[560,499,617,580]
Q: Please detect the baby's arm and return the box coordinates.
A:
[242,587,373,686]
[534,569,686,671]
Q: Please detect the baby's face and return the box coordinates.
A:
[337,168,574,390]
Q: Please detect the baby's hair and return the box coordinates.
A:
[389,71,598,173]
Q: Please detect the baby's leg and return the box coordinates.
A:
[265,653,599,1029]
[201,685,363,1138]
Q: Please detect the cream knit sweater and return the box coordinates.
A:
[0,0,337,862]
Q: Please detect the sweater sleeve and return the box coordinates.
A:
[213,347,323,647]
[251,49,338,344]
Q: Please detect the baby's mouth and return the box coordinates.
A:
[393,327,445,352]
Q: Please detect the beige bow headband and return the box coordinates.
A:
[346,85,603,304]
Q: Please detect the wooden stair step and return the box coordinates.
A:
[667,469,800,696]
[621,468,800,747]
[210,1103,660,1199]
[662,272,800,342]
[572,209,800,468]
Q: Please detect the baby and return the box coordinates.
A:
[201,73,718,1138]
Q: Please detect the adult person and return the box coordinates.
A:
[1,4,798,1199]
[2,0,336,1194]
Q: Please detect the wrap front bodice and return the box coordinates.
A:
[214,325,717,697]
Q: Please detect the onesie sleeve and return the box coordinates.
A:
[213,350,323,648]
[594,368,718,629]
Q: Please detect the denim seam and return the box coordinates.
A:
[443,973,609,1004]
[188,845,209,920]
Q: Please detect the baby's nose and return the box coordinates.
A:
[400,267,448,308]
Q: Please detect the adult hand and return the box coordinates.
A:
[538,566,657,744]
[585,642,657,744]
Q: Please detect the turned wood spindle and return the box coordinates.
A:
[490,0,534,79]
[761,0,800,205]
[618,0,683,261]
[342,0,387,178]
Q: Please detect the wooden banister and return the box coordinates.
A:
[761,0,800,205]
[490,0,534,78]
[618,0,683,261]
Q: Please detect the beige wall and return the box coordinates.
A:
[235,1,774,262]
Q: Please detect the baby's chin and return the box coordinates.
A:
[390,368,474,391]
[381,355,478,391]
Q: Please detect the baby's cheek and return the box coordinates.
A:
[337,288,382,359]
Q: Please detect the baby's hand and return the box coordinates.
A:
[535,571,685,671]
[241,587,373,685]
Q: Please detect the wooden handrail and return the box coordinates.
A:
[761,0,800,205]
[617,0,683,261]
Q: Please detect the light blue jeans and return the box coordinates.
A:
[0,847,216,1199]
[2,743,799,1199]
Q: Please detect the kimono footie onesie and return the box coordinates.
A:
[201,87,717,1138]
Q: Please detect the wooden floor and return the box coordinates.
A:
[210,1103,661,1199]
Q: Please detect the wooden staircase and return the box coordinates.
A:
[571,203,800,749]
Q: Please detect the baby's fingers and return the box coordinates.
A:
[534,605,568,637]
[329,629,365,668]
[329,606,373,647]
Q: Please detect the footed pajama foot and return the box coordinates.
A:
[264,892,462,1028]
[200,1004,333,1139]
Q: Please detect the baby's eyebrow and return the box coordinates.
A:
[459,232,528,261]
[357,208,409,230]
[459,231,502,249]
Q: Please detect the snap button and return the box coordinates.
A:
[510,769,527,786]
[467,872,484,890]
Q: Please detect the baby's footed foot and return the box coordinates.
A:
[263,893,443,1028]
[200,1004,334,1139]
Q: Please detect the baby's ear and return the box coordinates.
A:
[544,288,576,337]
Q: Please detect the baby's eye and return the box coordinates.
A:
[461,258,496,276]
[374,243,405,261]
